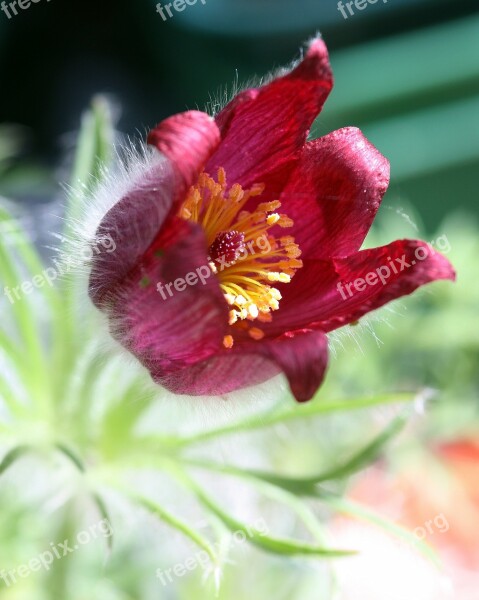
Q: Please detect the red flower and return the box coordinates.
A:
[89,38,455,402]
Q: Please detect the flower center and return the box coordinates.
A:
[209,230,246,264]
[178,168,302,347]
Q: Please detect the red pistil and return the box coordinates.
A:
[209,230,246,264]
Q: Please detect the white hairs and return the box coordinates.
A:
[205,34,323,117]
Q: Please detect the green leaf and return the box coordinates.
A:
[0,324,24,367]
[55,443,86,473]
[99,381,155,458]
[166,393,416,449]
[0,206,50,287]
[67,95,114,222]
[218,414,407,494]
[173,469,353,559]
[124,490,218,563]
[196,464,331,548]
[0,209,51,405]
[0,445,30,476]
[308,414,407,483]
[91,492,114,553]
[51,97,114,391]
[181,415,406,539]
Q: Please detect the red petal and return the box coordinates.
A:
[257,240,455,335]
[89,161,176,308]
[280,128,390,259]
[158,329,329,403]
[206,37,333,188]
[253,330,329,402]
[147,110,221,190]
[214,89,259,137]
[90,111,220,308]
[156,352,280,397]
[322,239,456,331]
[108,219,229,378]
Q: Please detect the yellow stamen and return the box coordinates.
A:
[178,169,303,345]
[278,215,294,228]
[267,272,291,283]
[223,335,234,349]
[266,213,281,226]
[257,312,273,323]
[249,327,265,341]
[224,293,235,305]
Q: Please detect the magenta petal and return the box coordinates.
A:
[214,89,259,137]
[89,161,176,308]
[90,111,220,308]
[259,240,455,335]
[147,110,221,189]
[280,128,390,259]
[206,38,333,188]
[158,329,328,403]
[157,352,280,397]
[253,330,329,403]
[321,239,456,331]
[109,219,229,381]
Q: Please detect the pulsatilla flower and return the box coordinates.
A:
[89,37,455,402]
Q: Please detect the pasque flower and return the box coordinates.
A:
[88,37,455,402]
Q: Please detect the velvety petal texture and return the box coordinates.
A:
[279,127,390,260]
[153,329,328,403]
[147,111,220,191]
[250,330,329,403]
[91,111,220,308]
[88,37,455,403]
[206,38,333,189]
[89,159,176,308]
[110,220,228,377]
[252,240,455,337]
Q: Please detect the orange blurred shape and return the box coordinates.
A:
[350,439,479,569]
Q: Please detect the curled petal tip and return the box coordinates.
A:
[148,110,221,188]
[290,36,333,85]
